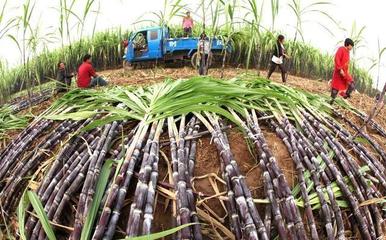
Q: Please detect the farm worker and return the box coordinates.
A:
[77,54,108,88]
[182,11,193,37]
[122,39,129,55]
[267,34,289,83]
[330,38,355,104]
[198,32,210,75]
[56,62,73,93]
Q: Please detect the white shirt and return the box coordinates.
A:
[198,39,210,54]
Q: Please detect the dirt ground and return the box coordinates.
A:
[2,66,385,239]
[99,66,386,128]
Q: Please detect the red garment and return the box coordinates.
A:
[331,46,352,91]
[77,62,96,88]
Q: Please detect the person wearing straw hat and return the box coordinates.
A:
[330,38,355,104]
[267,34,289,83]
[182,11,194,37]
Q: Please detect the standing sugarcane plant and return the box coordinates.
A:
[288,0,335,42]
[8,0,36,101]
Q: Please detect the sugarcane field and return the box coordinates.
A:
[1,0,386,240]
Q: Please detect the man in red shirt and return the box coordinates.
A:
[77,54,107,88]
[330,38,355,104]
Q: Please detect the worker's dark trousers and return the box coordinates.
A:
[330,82,355,104]
[267,61,287,82]
[199,54,209,75]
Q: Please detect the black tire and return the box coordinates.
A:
[123,60,134,70]
[191,52,213,69]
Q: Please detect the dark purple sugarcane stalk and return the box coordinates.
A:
[103,124,155,239]
[0,119,53,182]
[85,121,121,211]
[73,123,114,238]
[263,174,272,239]
[96,122,149,240]
[204,113,268,240]
[25,120,93,236]
[166,117,184,239]
[241,110,306,239]
[72,121,120,239]
[273,119,320,240]
[304,111,381,239]
[126,120,160,237]
[1,120,81,210]
[354,111,386,138]
[333,110,386,161]
[301,111,373,239]
[306,110,385,193]
[174,115,202,239]
[0,118,43,160]
[37,119,93,197]
[354,82,386,138]
[184,117,202,240]
[30,136,101,240]
[175,115,193,239]
[322,112,386,175]
[25,135,100,238]
[232,111,288,239]
[142,119,164,235]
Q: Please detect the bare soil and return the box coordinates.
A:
[2,66,385,239]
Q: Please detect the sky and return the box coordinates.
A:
[0,0,385,89]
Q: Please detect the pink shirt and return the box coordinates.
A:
[183,17,193,28]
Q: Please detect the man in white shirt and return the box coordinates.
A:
[198,32,210,75]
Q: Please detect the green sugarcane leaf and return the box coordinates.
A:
[27,191,56,240]
[81,159,114,240]
[353,136,371,145]
[17,191,29,240]
[45,110,98,121]
[120,223,198,240]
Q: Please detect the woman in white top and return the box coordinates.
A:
[267,35,289,83]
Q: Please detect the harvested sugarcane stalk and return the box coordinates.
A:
[198,112,268,240]
[234,109,306,239]
[93,121,149,240]
[333,110,386,161]
[126,119,163,237]
[72,121,120,239]
[272,119,319,239]
[301,110,375,239]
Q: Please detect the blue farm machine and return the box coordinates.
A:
[123,26,230,69]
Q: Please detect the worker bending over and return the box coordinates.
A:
[330,38,355,104]
[77,54,108,88]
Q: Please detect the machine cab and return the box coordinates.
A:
[125,27,166,63]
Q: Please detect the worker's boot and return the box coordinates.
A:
[344,82,355,99]
[330,89,339,105]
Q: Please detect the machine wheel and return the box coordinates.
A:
[123,60,134,70]
[191,52,213,69]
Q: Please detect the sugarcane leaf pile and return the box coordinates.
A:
[0,75,385,239]
[0,104,29,145]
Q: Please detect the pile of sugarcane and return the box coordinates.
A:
[9,88,52,113]
[0,104,29,145]
[0,76,385,239]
